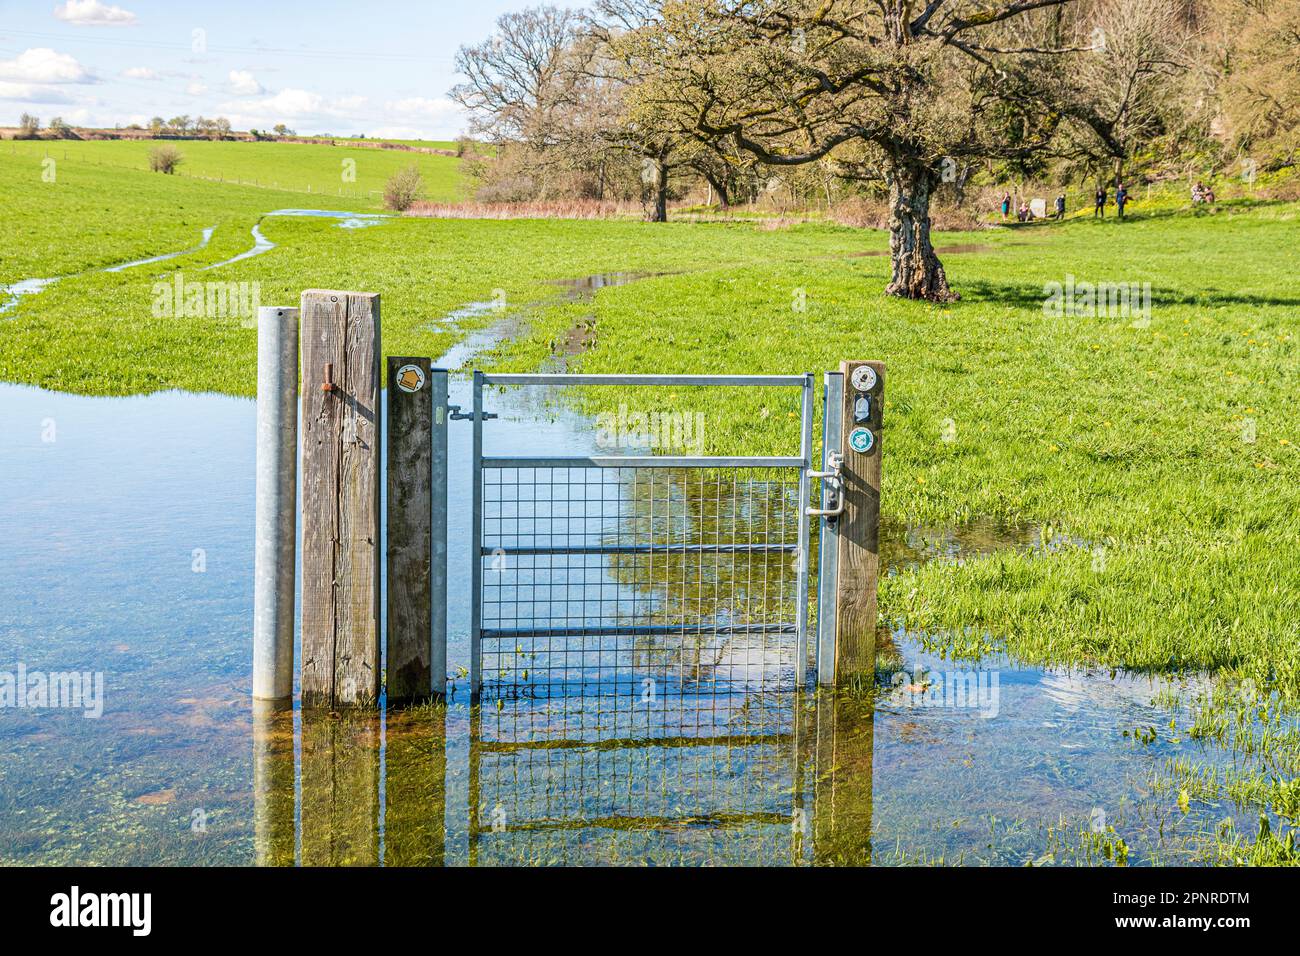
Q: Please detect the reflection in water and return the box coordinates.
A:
[467,685,871,866]
[250,705,450,867]
[808,692,875,866]
[243,687,874,867]
[251,701,294,866]
[300,714,380,866]
[383,707,447,866]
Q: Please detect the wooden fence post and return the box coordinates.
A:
[301,290,382,708]
[835,360,884,683]
[386,356,443,702]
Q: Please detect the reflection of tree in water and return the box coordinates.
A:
[879,516,1040,572]
[603,467,801,680]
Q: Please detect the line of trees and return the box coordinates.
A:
[146,116,234,139]
[450,0,1300,301]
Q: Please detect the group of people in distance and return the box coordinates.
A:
[998,183,1130,222]
[1191,180,1217,204]
[1093,183,1130,218]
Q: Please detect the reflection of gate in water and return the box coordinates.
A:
[469,687,807,865]
[470,373,815,698]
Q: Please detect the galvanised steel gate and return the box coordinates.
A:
[469,373,815,698]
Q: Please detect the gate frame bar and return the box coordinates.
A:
[468,371,816,695]
[816,372,844,685]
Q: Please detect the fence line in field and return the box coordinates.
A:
[12,145,385,200]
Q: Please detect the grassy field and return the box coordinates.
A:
[3,144,1299,861]
[2,137,465,209]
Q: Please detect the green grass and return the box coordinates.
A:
[2,137,465,210]
[3,155,1300,862]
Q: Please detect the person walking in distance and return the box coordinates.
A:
[1115,182,1129,219]
[1055,193,1066,220]
[1094,185,1106,218]
[1001,192,1011,219]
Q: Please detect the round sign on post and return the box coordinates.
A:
[848,427,874,454]
[395,364,426,393]
[850,364,878,393]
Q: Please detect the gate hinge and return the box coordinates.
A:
[446,404,498,422]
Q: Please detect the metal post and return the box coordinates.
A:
[469,370,484,698]
[252,305,298,700]
[817,372,843,686]
[431,369,449,695]
[794,374,814,687]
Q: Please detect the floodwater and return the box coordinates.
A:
[0,296,1283,866]
[0,210,389,316]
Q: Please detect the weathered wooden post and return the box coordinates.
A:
[252,305,298,701]
[300,290,382,708]
[385,357,448,702]
[827,361,884,684]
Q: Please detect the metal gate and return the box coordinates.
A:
[469,373,815,698]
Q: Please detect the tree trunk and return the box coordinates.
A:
[884,160,958,303]
[702,168,730,208]
[649,159,668,222]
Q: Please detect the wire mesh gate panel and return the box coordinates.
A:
[469,373,815,699]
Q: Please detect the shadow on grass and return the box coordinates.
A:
[952,277,1300,311]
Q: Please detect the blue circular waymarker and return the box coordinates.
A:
[849,427,874,453]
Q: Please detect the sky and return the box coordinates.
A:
[0,0,535,138]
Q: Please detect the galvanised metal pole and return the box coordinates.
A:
[431,368,450,696]
[817,372,844,687]
[794,373,814,687]
[469,370,484,699]
[253,305,299,701]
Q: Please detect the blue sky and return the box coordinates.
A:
[0,0,535,137]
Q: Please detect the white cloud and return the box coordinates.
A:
[220,87,325,118]
[227,70,264,96]
[121,66,158,80]
[386,96,460,122]
[54,1,137,26]
[0,48,93,84]
[187,81,208,96]
[334,95,368,113]
[0,81,75,103]
[261,88,323,114]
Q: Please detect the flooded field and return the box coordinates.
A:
[0,316,1287,866]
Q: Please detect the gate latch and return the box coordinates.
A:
[446,404,499,422]
[806,452,845,519]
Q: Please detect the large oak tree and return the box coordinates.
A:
[626,0,1092,301]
